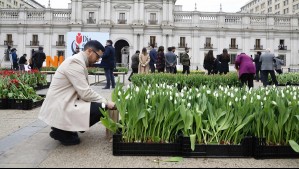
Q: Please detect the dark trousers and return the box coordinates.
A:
[240,73,254,88]
[128,68,138,81]
[174,66,177,74]
[182,65,190,75]
[157,68,165,73]
[261,70,278,87]
[275,69,283,74]
[255,68,261,81]
[13,62,19,70]
[104,68,115,88]
[166,66,175,73]
[89,102,105,127]
[150,64,155,73]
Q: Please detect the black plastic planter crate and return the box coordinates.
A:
[113,134,182,156]
[8,98,44,110]
[0,99,9,109]
[182,136,253,158]
[253,138,299,159]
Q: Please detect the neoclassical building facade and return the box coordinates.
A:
[0,0,299,70]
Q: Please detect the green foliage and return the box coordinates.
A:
[131,72,241,88]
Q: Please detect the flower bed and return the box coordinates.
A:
[131,72,241,89]
[0,70,45,109]
[101,84,299,157]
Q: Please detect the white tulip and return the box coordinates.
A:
[125,95,130,100]
[207,90,211,94]
[229,101,232,106]
[118,91,122,96]
[136,87,139,92]
[257,95,261,100]
[235,97,239,102]
[174,100,177,105]
[271,101,277,106]
[170,96,173,101]
[243,96,247,100]
[187,103,191,107]
[101,103,106,109]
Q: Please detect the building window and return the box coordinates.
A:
[278,39,287,50]
[179,37,186,48]
[57,50,65,57]
[230,54,237,64]
[255,39,262,50]
[230,38,238,49]
[149,13,157,24]
[56,35,65,46]
[87,12,96,24]
[204,37,212,49]
[149,36,156,47]
[118,13,126,24]
[31,35,39,46]
[4,34,13,46]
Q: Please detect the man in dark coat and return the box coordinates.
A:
[253,51,262,82]
[149,44,157,73]
[32,47,46,71]
[217,48,230,74]
[101,40,116,89]
[128,50,140,81]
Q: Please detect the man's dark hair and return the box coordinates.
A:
[257,51,261,55]
[107,40,113,45]
[38,46,43,51]
[135,50,140,54]
[84,40,105,52]
[171,46,176,50]
[168,47,172,51]
[151,44,155,48]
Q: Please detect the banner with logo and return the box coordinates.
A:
[66,32,109,58]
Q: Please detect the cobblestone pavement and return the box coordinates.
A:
[0,73,298,168]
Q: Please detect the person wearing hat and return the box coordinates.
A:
[19,54,28,72]
[181,47,191,75]
[32,46,46,71]
[39,40,116,146]
[11,48,19,70]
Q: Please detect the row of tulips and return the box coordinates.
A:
[41,67,129,74]
[131,72,241,88]
[101,84,299,152]
[0,70,45,100]
[274,73,299,85]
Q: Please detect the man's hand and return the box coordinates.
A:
[106,101,117,110]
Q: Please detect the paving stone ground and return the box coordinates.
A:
[0,72,298,168]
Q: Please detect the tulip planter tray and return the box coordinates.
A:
[253,138,299,159]
[8,98,44,110]
[182,136,254,158]
[34,82,51,90]
[0,99,9,109]
[113,134,182,156]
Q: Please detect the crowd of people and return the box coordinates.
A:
[4,45,46,71]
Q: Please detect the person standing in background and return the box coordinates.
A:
[32,47,46,71]
[217,48,230,74]
[181,47,191,75]
[128,50,140,81]
[156,46,165,73]
[101,40,116,89]
[273,56,284,74]
[259,49,278,87]
[165,47,177,74]
[11,48,19,70]
[253,51,262,82]
[19,54,28,72]
[138,48,150,74]
[235,52,256,88]
[149,44,157,73]
[171,46,178,74]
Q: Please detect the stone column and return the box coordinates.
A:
[162,35,167,49]
[168,0,173,22]
[140,0,144,22]
[77,0,82,23]
[163,0,167,21]
[107,0,111,21]
[133,33,138,51]
[100,0,105,21]
[71,0,77,22]
[134,0,138,21]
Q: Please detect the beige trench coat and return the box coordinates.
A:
[39,52,108,131]
[138,53,150,74]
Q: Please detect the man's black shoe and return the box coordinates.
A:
[49,129,80,146]
[102,87,110,89]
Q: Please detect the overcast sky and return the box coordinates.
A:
[35,0,246,12]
